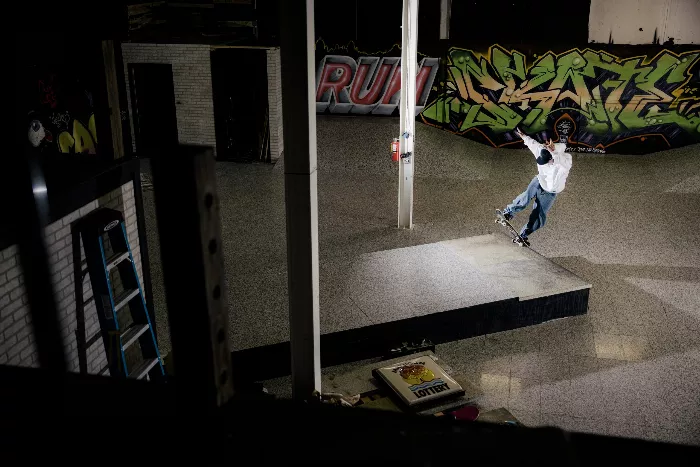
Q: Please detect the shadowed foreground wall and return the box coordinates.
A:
[0,182,142,374]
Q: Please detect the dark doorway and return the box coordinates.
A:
[211,49,269,162]
[128,64,178,156]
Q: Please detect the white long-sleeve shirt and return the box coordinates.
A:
[522,135,573,194]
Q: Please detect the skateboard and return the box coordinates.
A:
[494,209,530,247]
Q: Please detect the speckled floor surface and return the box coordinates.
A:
[143,116,700,446]
[328,234,590,325]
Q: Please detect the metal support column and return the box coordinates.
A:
[439,0,452,40]
[279,0,321,400]
[398,0,419,229]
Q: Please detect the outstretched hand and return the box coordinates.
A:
[544,138,556,152]
[515,128,526,139]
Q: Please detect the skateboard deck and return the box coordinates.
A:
[494,209,530,247]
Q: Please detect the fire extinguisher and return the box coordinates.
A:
[391,138,400,162]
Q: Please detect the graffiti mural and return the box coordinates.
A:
[26,70,98,155]
[421,45,700,153]
[315,55,440,115]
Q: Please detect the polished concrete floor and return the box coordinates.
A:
[143,116,700,446]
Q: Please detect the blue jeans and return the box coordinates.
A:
[505,176,557,238]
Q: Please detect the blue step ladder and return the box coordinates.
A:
[77,208,164,380]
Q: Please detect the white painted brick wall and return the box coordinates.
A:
[266,48,284,162]
[0,182,144,374]
[121,43,217,155]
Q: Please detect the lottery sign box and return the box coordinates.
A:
[373,356,464,407]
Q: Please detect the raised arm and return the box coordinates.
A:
[515,128,543,158]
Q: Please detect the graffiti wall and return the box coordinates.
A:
[421,45,700,154]
[315,42,440,116]
[314,40,700,153]
[26,68,99,155]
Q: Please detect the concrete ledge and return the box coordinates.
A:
[231,233,590,382]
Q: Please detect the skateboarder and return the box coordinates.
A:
[499,128,573,245]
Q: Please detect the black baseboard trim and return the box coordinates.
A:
[231,288,590,384]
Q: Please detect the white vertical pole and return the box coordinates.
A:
[279,0,321,400]
[398,0,418,229]
[439,0,452,40]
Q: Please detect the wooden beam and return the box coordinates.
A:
[102,40,125,159]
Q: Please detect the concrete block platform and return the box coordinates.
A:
[232,233,591,382]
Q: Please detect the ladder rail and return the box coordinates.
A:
[73,223,112,375]
[98,235,129,377]
[72,227,89,375]
[119,222,165,377]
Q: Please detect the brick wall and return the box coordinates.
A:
[266,48,284,162]
[121,43,216,155]
[0,182,143,374]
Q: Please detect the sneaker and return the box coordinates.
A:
[496,209,513,221]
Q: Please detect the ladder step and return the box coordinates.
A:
[114,289,140,312]
[129,358,160,380]
[120,323,150,350]
[86,332,102,348]
[105,251,131,271]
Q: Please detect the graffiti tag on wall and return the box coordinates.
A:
[316,55,440,115]
[29,113,98,154]
[27,71,98,155]
[421,45,700,151]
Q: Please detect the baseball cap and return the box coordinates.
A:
[537,148,553,165]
